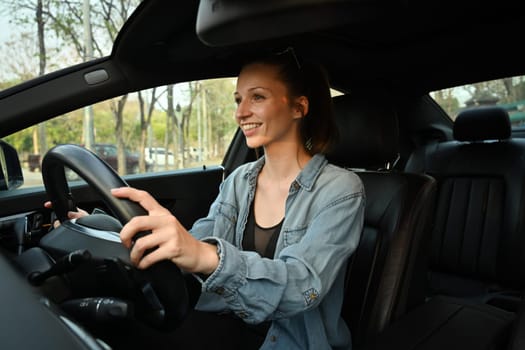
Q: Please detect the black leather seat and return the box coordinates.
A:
[405,106,525,310]
[508,298,525,350]
[364,106,522,350]
[327,93,437,347]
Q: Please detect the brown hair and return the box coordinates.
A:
[241,49,337,155]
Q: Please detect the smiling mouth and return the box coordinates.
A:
[241,123,262,131]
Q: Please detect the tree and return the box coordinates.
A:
[137,88,161,172]
[0,33,39,82]
[111,93,129,174]
[47,0,140,174]
[181,82,199,167]
[3,0,50,156]
[433,89,460,119]
[433,77,525,123]
[156,83,199,169]
[512,76,525,101]
[2,0,141,174]
[197,78,237,159]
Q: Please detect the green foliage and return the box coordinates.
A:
[188,78,238,156]
[432,89,460,118]
[144,79,238,160]
[0,79,23,90]
[46,113,83,146]
[433,76,525,123]
[4,128,33,153]
[512,77,525,101]
[150,111,169,146]
[1,0,239,171]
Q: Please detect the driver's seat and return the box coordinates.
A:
[327,92,437,347]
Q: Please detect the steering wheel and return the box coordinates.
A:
[41,144,190,330]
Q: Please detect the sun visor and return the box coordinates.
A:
[196,0,366,46]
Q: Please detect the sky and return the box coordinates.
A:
[0,0,14,42]
[0,13,10,43]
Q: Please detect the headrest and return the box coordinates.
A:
[453,106,511,141]
[327,93,399,169]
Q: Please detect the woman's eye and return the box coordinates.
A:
[252,94,264,101]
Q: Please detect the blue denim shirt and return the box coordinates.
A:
[190,154,365,349]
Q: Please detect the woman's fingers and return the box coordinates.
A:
[131,234,171,269]
[67,208,89,219]
[120,215,151,248]
[125,217,182,268]
[128,231,157,266]
[45,201,88,228]
[111,187,168,215]
[119,214,176,247]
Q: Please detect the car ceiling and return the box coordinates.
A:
[114,0,525,96]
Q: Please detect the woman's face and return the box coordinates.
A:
[234,63,303,150]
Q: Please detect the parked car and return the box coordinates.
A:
[0,1,524,349]
[27,143,141,175]
[144,146,175,169]
[92,143,141,174]
[27,153,41,172]
[184,147,205,160]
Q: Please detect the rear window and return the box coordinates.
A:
[431,75,525,128]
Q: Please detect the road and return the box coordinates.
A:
[20,168,44,188]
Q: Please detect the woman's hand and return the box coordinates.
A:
[111,187,219,274]
[44,201,89,228]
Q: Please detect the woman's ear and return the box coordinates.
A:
[294,96,309,119]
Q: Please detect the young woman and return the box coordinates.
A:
[55,50,365,349]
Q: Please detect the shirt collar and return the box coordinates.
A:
[244,153,328,192]
[295,153,327,191]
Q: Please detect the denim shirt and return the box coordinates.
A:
[190,154,365,349]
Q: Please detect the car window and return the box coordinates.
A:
[0,0,142,92]
[5,78,239,188]
[431,75,525,127]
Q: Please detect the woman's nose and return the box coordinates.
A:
[235,99,250,120]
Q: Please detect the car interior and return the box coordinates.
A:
[1,0,525,349]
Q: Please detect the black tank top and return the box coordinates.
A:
[242,201,283,258]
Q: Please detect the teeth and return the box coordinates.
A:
[242,123,261,131]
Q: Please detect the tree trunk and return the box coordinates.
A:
[36,0,47,156]
[111,94,128,175]
[138,91,148,172]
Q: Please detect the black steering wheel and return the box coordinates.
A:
[41,144,190,330]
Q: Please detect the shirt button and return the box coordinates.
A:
[270,335,277,342]
[214,287,225,295]
[292,182,300,190]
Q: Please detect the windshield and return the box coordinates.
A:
[0,0,142,92]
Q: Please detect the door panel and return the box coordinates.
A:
[0,166,223,234]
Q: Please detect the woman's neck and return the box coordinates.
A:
[254,144,312,227]
[262,144,312,181]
